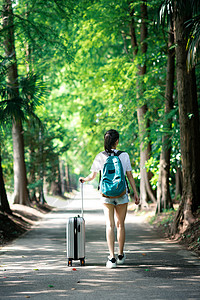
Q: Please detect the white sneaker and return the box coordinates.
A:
[117,254,126,265]
[106,257,117,268]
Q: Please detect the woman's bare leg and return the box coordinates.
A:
[115,203,128,255]
[103,203,115,258]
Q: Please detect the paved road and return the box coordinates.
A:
[0,185,200,299]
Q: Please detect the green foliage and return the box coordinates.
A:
[1,0,198,200]
[12,0,76,72]
[43,0,178,188]
[0,72,46,123]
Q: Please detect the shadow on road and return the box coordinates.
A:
[1,190,200,299]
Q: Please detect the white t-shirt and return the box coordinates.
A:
[90,149,132,175]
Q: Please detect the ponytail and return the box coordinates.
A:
[104,129,119,154]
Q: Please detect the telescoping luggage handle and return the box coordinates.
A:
[80,179,84,218]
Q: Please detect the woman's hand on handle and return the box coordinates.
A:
[79,177,86,183]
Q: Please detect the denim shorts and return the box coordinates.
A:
[101,194,129,206]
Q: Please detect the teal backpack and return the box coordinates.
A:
[100,151,127,198]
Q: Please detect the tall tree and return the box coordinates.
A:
[130,1,156,207]
[2,0,29,205]
[157,6,175,213]
[171,0,200,233]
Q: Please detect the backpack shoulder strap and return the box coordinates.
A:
[102,151,110,157]
[102,150,124,157]
[115,150,124,156]
[98,151,108,190]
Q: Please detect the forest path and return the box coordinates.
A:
[0,184,200,299]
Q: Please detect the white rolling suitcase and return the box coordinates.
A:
[66,181,85,266]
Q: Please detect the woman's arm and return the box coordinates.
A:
[126,171,140,205]
[79,171,97,183]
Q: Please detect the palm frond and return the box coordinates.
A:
[186,15,200,69]
[157,1,200,69]
[189,0,200,16]
[0,98,26,123]
[157,0,174,28]
[0,72,48,125]
[19,72,48,109]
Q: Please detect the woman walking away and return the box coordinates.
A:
[79,129,140,268]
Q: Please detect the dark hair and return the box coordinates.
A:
[104,129,119,153]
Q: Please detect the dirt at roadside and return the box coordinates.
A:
[0,202,52,247]
[150,210,200,258]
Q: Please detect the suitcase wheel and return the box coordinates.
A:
[80,258,85,266]
[68,259,72,267]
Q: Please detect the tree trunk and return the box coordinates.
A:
[129,2,154,207]
[38,129,45,204]
[59,159,65,196]
[175,166,182,199]
[28,144,37,202]
[137,105,155,208]
[157,22,175,213]
[171,3,200,234]
[0,152,12,214]
[136,1,155,208]
[3,0,29,206]
[65,164,71,192]
[12,120,29,205]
